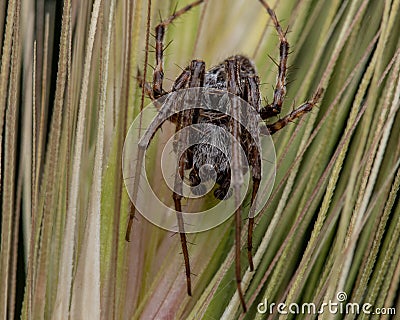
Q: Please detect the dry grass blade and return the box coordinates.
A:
[30,4,70,320]
[53,0,102,317]
[2,0,399,319]
[0,0,16,164]
[0,1,20,318]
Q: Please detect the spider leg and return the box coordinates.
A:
[125,67,191,242]
[153,0,204,98]
[225,58,247,312]
[267,88,323,134]
[258,1,289,119]
[172,60,205,296]
[248,177,260,271]
[243,76,262,272]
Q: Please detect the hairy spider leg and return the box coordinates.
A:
[258,0,289,119]
[172,60,205,296]
[267,88,323,134]
[126,63,203,294]
[153,0,204,98]
[225,58,248,312]
[129,0,206,296]
[125,67,191,242]
[243,76,262,272]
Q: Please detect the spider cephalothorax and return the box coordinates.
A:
[125,0,323,312]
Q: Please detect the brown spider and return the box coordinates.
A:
[125,0,323,312]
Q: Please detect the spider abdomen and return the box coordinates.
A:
[187,122,231,197]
